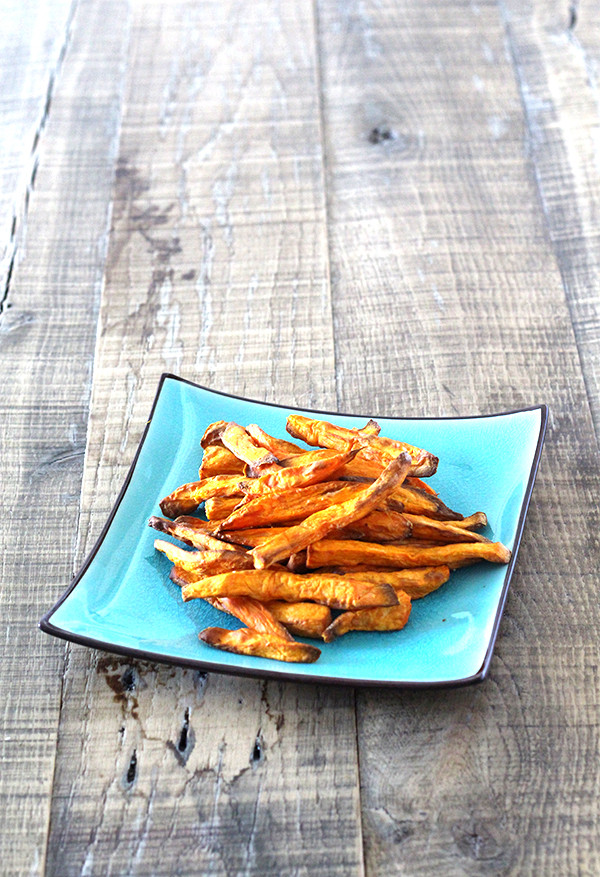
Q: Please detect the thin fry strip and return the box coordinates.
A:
[245,424,304,457]
[452,512,488,530]
[205,495,243,520]
[286,414,438,476]
[154,539,254,574]
[181,569,399,610]
[200,420,228,448]
[265,601,332,638]
[149,515,228,550]
[199,627,321,663]
[221,422,279,471]
[239,448,361,496]
[403,513,492,544]
[335,508,412,543]
[306,539,511,570]
[322,591,412,642]
[208,595,294,640]
[312,566,451,599]
[251,453,413,569]
[405,476,438,496]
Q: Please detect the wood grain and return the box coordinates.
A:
[44,1,362,874]
[0,1,130,874]
[316,0,600,873]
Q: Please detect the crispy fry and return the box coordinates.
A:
[265,601,332,638]
[208,595,294,640]
[406,476,438,495]
[159,475,247,518]
[199,626,321,662]
[322,590,412,642]
[389,483,462,520]
[246,424,304,457]
[199,445,246,478]
[221,422,279,471]
[357,419,381,436]
[181,568,399,610]
[306,539,511,570]
[218,527,290,548]
[205,495,243,520]
[453,512,488,530]
[239,448,361,496]
[314,565,450,599]
[154,539,254,574]
[335,508,412,543]
[251,453,412,569]
[286,414,438,477]
[200,420,228,448]
[149,515,234,551]
[218,481,365,530]
[403,513,491,544]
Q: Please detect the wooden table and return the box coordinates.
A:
[3,1,599,874]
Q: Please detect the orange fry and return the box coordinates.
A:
[159,475,247,518]
[149,515,233,551]
[205,495,243,520]
[306,539,511,570]
[221,422,279,471]
[322,590,412,642]
[314,565,450,599]
[199,627,321,663]
[406,476,437,496]
[208,595,293,640]
[335,508,412,543]
[239,448,361,496]
[286,414,438,477]
[265,601,332,638]
[154,539,254,574]
[452,512,488,530]
[245,424,304,457]
[251,452,412,569]
[181,569,399,610]
[403,513,491,544]
[199,445,246,478]
[200,420,228,448]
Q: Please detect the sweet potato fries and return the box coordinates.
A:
[151,414,511,664]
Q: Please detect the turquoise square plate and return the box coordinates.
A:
[40,374,547,687]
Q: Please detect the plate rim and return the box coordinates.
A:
[39,372,549,689]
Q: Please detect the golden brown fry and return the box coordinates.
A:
[208,595,293,640]
[199,627,321,663]
[217,527,289,548]
[245,424,304,457]
[403,513,491,544]
[221,422,279,471]
[452,512,488,530]
[199,445,246,478]
[154,539,254,574]
[286,414,438,477]
[159,475,247,518]
[205,495,243,520]
[306,539,511,570]
[149,515,233,551]
[200,420,228,448]
[265,601,332,638]
[238,447,360,497]
[251,453,412,569]
[322,590,412,642]
[405,476,437,495]
[314,566,450,599]
[218,481,364,530]
[357,419,381,436]
[389,483,462,521]
[181,568,399,610]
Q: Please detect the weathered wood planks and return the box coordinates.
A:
[316,0,600,874]
[44,1,362,874]
[0,1,130,874]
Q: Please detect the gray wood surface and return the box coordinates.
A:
[1,0,599,874]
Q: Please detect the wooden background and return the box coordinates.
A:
[2,0,599,874]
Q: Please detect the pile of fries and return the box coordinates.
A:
[150,415,511,664]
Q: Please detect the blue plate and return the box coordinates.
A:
[40,374,547,687]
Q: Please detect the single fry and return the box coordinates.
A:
[221,422,279,471]
[200,420,228,448]
[335,508,412,543]
[159,475,247,518]
[205,495,243,520]
[286,414,438,477]
[322,590,412,642]
[149,515,227,550]
[452,512,488,530]
[265,601,332,638]
[199,627,321,663]
[406,476,438,496]
[199,445,246,478]
[218,527,290,548]
[208,595,293,640]
[403,513,491,544]
[251,453,412,569]
[181,568,399,610]
[246,424,304,457]
[239,448,361,496]
[154,538,254,574]
[306,539,511,570]
[313,565,450,599]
